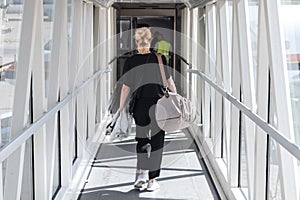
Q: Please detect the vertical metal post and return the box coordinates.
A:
[85,3,95,139]
[58,0,71,189]
[3,0,39,199]
[32,0,47,199]
[235,0,256,198]
[215,2,223,158]
[207,4,216,142]
[229,0,241,187]
[218,0,231,166]
[198,7,205,125]
[69,0,83,163]
[99,7,108,120]
[45,0,68,197]
[94,6,102,123]
[3,0,38,199]
[253,0,269,199]
[203,6,212,138]
[264,0,299,199]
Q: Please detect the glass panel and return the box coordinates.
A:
[43,0,55,96]
[21,137,34,199]
[221,0,233,166]
[279,1,300,146]
[248,0,259,85]
[67,0,77,164]
[268,77,283,199]
[197,8,205,135]
[117,18,132,81]
[73,103,78,163]
[1,158,6,192]
[52,112,61,198]
[43,0,60,197]
[227,0,233,53]
[239,114,249,192]
[222,123,227,164]
[268,138,283,200]
[68,0,72,60]
[0,0,24,146]
[119,18,131,53]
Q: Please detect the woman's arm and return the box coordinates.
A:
[167,76,177,93]
[119,84,131,112]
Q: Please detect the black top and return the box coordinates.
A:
[122,52,171,98]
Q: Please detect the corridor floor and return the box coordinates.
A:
[77,130,220,200]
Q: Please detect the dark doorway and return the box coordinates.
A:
[116,16,174,80]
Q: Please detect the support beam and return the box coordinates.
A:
[32,0,47,199]
[100,7,108,120]
[46,0,68,197]
[203,5,213,138]
[69,0,83,163]
[235,0,256,198]
[85,3,96,140]
[58,0,71,189]
[217,0,231,168]
[253,0,268,199]
[4,0,38,199]
[76,2,88,159]
[207,4,216,142]
[264,0,299,199]
[214,4,222,158]
[229,0,241,187]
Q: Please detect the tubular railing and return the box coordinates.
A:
[0,61,15,70]
[176,49,300,161]
[0,66,112,162]
[178,50,300,160]
[186,68,300,161]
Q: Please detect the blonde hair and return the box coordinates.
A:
[135,27,152,48]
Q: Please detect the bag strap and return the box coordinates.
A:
[155,53,169,97]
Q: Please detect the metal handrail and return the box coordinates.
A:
[177,54,190,66]
[0,61,15,70]
[187,68,300,161]
[108,56,118,65]
[0,67,112,162]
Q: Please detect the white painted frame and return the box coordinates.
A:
[0,1,114,200]
[263,0,299,199]
[2,1,300,200]
[189,0,300,200]
[253,0,268,199]
[4,0,38,199]
[216,0,231,171]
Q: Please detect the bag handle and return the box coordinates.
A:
[155,53,169,98]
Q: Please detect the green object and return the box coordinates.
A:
[157,40,171,64]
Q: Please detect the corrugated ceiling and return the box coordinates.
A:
[92,0,212,8]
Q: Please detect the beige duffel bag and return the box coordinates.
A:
[155,53,197,132]
[155,91,197,132]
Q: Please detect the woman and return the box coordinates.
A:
[119,27,176,191]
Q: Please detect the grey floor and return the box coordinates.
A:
[78,130,220,200]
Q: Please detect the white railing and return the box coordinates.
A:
[0,67,111,163]
[187,68,300,161]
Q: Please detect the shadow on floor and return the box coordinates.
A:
[79,131,220,200]
[78,188,186,200]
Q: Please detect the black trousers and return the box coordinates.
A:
[133,98,165,180]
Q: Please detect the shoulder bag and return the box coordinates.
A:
[155,53,197,132]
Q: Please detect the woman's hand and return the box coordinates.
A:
[167,77,177,93]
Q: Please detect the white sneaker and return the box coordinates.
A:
[147,179,160,191]
[134,172,147,189]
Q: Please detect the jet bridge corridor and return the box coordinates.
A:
[0,0,300,200]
